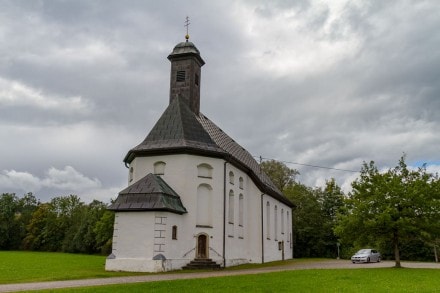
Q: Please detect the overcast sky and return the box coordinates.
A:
[1,0,439,203]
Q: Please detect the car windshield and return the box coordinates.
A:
[357,249,370,254]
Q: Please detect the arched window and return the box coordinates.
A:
[238,194,244,227]
[172,225,178,240]
[239,177,244,189]
[274,205,278,241]
[228,190,234,224]
[197,184,212,226]
[154,161,166,175]
[266,201,270,239]
[197,163,213,178]
[229,171,234,185]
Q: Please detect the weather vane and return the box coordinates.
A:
[184,16,190,41]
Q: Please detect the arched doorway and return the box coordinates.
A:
[196,234,208,259]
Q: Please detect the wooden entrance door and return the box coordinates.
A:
[197,234,208,259]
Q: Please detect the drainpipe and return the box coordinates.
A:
[222,161,228,268]
[261,193,264,263]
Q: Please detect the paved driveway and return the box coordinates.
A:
[0,260,438,292]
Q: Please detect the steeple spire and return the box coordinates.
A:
[167,19,205,115]
[184,16,190,41]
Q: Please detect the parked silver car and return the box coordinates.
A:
[351,249,381,263]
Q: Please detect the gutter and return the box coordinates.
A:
[222,161,228,268]
[261,193,264,264]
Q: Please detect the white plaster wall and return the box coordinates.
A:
[129,155,225,267]
[108,153,293,272]
[262,194,293,262]
[243,178,264,263]
[224,164,255,263]
[110,212,155,259]
[222,163,294,265]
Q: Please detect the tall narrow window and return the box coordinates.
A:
[195,73,199,86]
[228,190,234,224]
[229,171,234,185]
[274,205,278,241]
[238,194,244,227]
[172,225,177,240]
[266,201,270,239]
[239,177,244,189]
[281,208,284,234]
[176,70,185,82]
[129,167,134,182]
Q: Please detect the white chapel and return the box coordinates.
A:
[105,34,294,272]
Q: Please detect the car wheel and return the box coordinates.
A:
[352,261,355,264]
[367,257,370,263]
[377,257,381,263]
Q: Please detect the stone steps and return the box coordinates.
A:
[182,258,222,270]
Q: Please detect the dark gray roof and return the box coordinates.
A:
[125,97,226,161]
[109,173,187,214]
[124,98,293,207]
[196,114,289,205]
[170,41,201,55]
[167,40,205,65]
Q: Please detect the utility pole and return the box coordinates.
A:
[337,242,340,260]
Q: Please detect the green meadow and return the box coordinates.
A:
[1,251,439,292]
[44,269,440,293]
[0,251,145,284]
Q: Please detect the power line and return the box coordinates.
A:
[256,156,360,173]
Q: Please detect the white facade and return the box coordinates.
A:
[105,38,293,272]
[106,154,292,272]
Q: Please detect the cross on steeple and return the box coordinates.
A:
[184,16,190,41]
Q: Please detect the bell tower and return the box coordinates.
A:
[167,18,205,114]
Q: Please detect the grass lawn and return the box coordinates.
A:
[0,251,146,284]
[0,251,315,284]
[37,268,440,293]
[2,251,439,292]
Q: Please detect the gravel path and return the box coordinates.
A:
[0,260,438,292]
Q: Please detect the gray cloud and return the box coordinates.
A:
[1,0,439,201]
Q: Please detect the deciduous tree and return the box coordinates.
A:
[260,159,299,191]
[335,156,440,267]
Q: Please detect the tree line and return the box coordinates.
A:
[261,156,440,266]
[1,156,439,266]
[0,193,114,255]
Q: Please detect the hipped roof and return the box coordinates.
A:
[124,97,293,207]
[108,173,187,214]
